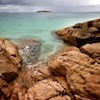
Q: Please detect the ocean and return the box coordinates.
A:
[0,12,100,60]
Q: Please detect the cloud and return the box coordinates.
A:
[0,5,52,12]
[0,0,100,12]
[0,0,97,6]
[0,0,35,5]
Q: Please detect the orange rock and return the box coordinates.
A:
[49,95,71,100]
[24,78,64,100]
[56,19,100,47]
[81,42,100,63]
[0,39,22,83]
[48,46,100,99]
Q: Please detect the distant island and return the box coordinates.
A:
[36,10,51,13]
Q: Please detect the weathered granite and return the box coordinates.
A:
[49,95,71,100]
[0,38,22,83]
[23,78,64,100]
[48,46,100,100]
[56,19,100,47]
[81,42,100,63]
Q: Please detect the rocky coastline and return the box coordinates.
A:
[0,19,100,100]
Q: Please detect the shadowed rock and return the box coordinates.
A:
[56,19,100,47]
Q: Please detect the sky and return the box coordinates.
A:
[0,0,100,12]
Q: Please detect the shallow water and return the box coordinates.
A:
[0,12,100,60]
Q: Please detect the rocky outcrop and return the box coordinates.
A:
[0,38,22,99]
[56,19,100,47]
[0,38,22,83]
[48,46,100,100]
[0,38,34,99]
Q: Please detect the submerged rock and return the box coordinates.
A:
[17,38,42,65]
[56,19,100,47]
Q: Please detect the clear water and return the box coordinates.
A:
[0,12,100,60]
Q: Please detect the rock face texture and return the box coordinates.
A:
[81,42,100,63]
[0,39,22,83]
[48,46,100,100]
[56,19,100,47]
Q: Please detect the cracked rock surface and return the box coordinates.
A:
[48,46,100,100]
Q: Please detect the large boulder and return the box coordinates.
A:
[48,46,100,100]
[56,19,100,47]
[81,42,100,63]
[0,39,22,66]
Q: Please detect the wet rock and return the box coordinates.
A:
[56,19,100,47]
[48,46,100,99]
[81,42,100,63]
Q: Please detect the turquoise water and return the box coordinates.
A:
[0,12,100,60]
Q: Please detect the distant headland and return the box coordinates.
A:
[36,10,52,13]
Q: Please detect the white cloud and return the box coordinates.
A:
[88,0,100,5]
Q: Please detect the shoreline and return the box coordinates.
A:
[0,18,100,100]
